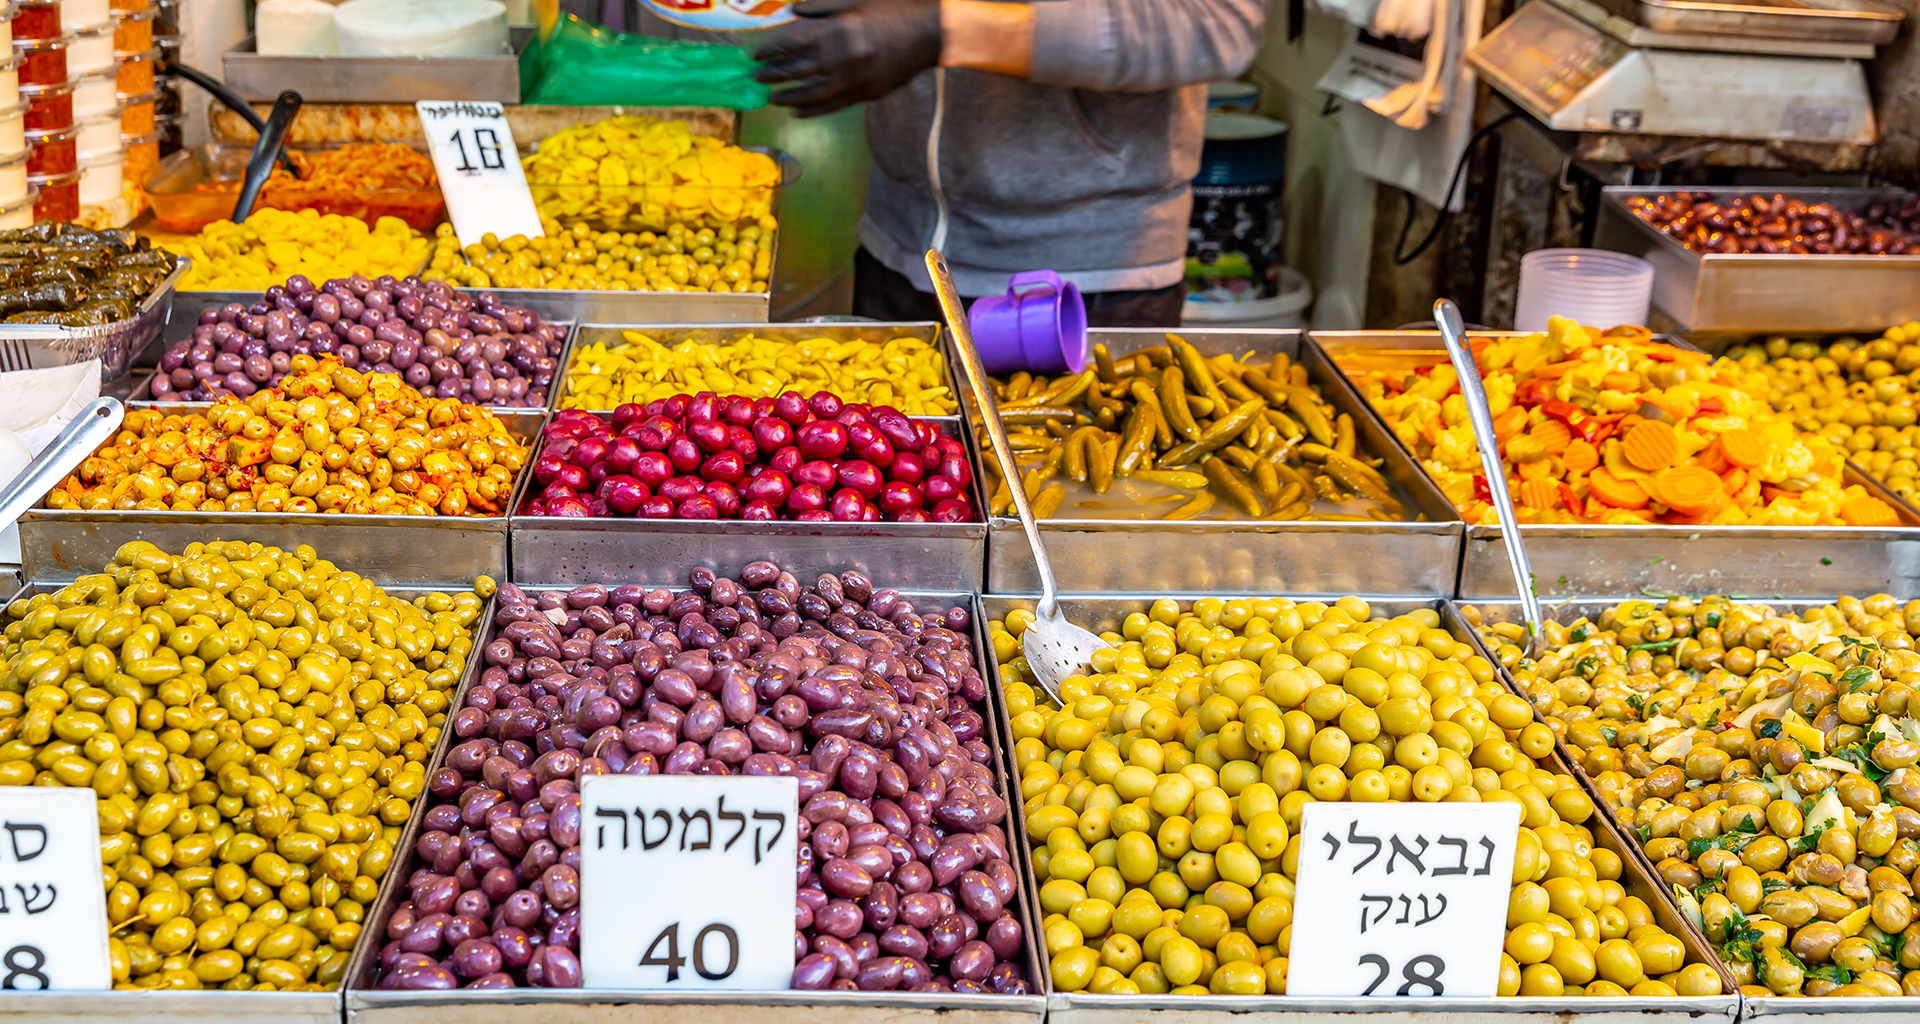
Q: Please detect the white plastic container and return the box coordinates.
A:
[66,19,108,70]
[1181,267,1314,329]
[60,0,109,31]
[0,147,27,205]
[1513,248,1655,332]
[0,186,34,228]
[70,63,112,114]
[0,100,27,158]
[73,108,112,155]
[0,55,18,108]
[76,143,116,203]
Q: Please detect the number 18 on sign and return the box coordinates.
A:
[415,101,545,249]
[1288,802,1521,997]
[580,775,798,989]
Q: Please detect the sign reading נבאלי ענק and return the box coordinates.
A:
[1287,801,1521,997]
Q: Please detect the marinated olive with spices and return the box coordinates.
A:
[1470,595,1920,997]
[0,541,489,990]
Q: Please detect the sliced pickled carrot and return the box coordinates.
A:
[1529,418,1572,454]
[1718,428,1767,470]
[1840,495,1899,527]
[1654,466,1724,514]
[1589,468,1649,509]
[1517,478,1562,509]
[1722,467,1747,495]
[1561,439,1599,476]
[1492,405,1528,442]
[1518,459,1554,481]
[1622,419,1679,472]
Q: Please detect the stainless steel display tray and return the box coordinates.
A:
[510,402,986,592]
[221,29,530,105]
[0,256,189,382]
[15,409,543,586]
[1594,187,1920,333]
[346,585,1044,1024]
[549,322,950,412]
[1461,594,1909,1017]
[128,323,577,412]
[972,329,1463,597]
[1588,0,1901,42]
[979,595,1740,1022]
[1314,329,1920,599]
[0,580,492,1024]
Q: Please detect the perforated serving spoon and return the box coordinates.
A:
[1434,299,1544,654]
[925,250,1108,702]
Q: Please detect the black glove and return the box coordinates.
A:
[753,0,942,118]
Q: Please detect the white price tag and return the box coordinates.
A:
[1289,802,1521,997]
[415,101,545,249]
[0,788,110,990]
[579,775,798,989]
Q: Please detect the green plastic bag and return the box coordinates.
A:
[520,14,769,109]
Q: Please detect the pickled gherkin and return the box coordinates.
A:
[994,597,1721,997]
[0,541,488,991]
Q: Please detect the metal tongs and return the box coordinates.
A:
[1434,299,1544,654]
[925,250,1109,702]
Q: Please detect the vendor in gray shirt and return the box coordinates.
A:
[754,0,1268,326]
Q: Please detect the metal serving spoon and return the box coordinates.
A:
[1434,299,1544,654]
[925,250,1108,702]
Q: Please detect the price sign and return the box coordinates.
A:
[1289,802,1521,997]
[0,788,110,989]
[579,775,798,989]
[415,101,545,249]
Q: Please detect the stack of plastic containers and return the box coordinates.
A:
[0,2,22,227]
[145,0,170,161]
[11,0,69,222]
[1511,248,1657,332]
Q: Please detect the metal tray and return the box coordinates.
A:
[549,322,951,413]
[1459,594,1918,1013]
[509,408,989,592]
[14,409,543,587]
[978,594,1740,1021]
[453,287,768,328]
[220,28,531,105]
[1313,329,1920,599]
[0,255,189,382]
[1594,187,1920,333]
[972,329,1463,597]
[1587,0,1901,41]
[0,579,493,1023]
[345,585,1045,1024]
[127,323,578,413]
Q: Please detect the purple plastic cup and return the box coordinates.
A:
[966,270,1087,375]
